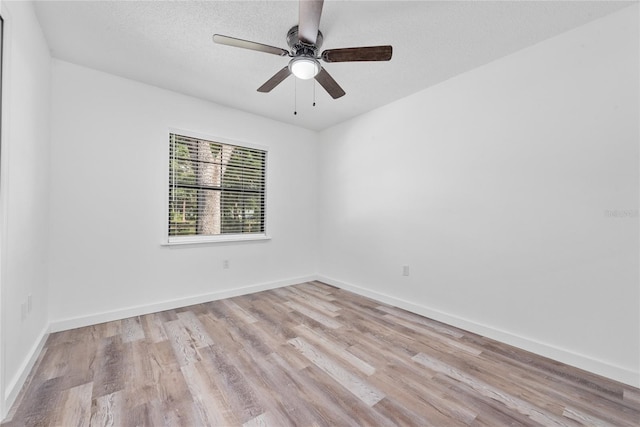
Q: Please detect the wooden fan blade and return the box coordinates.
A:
[257,67,292,93]
[321,46,393,63]
[298,0,324,45]
[213,34,290,57]
[314,68,345,99]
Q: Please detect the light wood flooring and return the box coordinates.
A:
[3,281,639,426]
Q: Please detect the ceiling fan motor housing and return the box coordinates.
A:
[287,25,323,57]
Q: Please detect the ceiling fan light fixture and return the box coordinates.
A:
[289,56,320,80]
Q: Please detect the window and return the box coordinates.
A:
[168,132,267,243]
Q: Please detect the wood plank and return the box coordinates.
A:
[90,390,124,427]
[163,319,202,366]
[140,312,168,343]
[267,352,362,426]
[181,361,240,426]
[294,282,338,301]
[295,323,375,376]
[14,377,65,425]
[52,382,92,427]
[242,411,283,427]
[283,286,342,314]
[300,363,395,426]
[376,304,465,338]
[288,336,385,406]
[347,341,478,425]
[205,306,275,357]
[176,310,215,348]
[285,301,343,329]
[412,352,579,426]
[373,397,436,427]
[624,388,640,406]
[121,316,145,343]
[247,353,333,426]
[200,345,265,424]
[152,362,206,426]
[562,406,618,427]
[382,312,482,355]
[91,336,125,399]
[223,299,259,324]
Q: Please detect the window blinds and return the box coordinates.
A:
[168,133,266,239]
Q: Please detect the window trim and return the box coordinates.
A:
[163,128,269,245]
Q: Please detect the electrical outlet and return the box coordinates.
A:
[28,294,32,313]
[223,259,230,269]
[402,265,410,276]
[21,302,27,321]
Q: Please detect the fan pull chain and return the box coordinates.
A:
[294,78,297,115]
[313,80,316,107]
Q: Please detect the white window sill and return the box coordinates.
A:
[162,234,271,246]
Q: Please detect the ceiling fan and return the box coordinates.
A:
[212,0,392,99]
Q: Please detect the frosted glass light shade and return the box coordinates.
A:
[290,57,320,80]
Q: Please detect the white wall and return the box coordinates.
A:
[48,60,319,328]
[0,0,52,415]
[318,5,639,387]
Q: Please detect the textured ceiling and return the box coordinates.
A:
[33,1,632,131]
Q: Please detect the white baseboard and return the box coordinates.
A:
[50,275,317,333]
[3,325,49,420]
[318,275,640,389]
